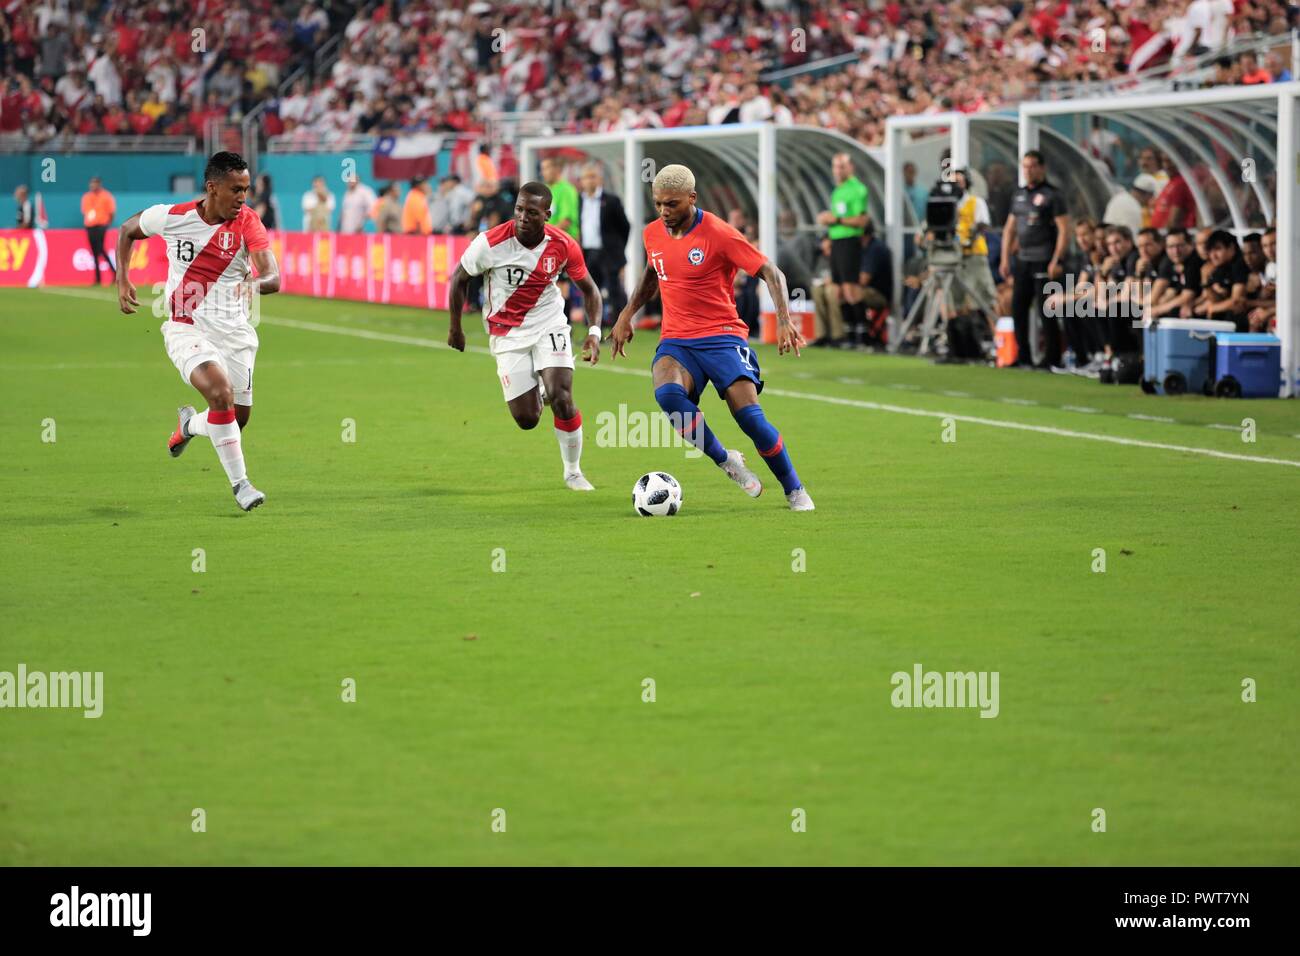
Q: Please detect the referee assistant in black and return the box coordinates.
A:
[999,151,1069,368]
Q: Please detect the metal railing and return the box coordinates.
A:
[0,133,198,154]
[264,132,377,152]
[760,52,859,87]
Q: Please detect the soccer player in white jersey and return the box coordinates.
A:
[114,151,280,512]
[447,180,604,491]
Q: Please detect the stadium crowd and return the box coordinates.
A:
[1,1,1295,148]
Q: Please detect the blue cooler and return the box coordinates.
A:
[1140,318,1236,395]
[1210,333,1282,398]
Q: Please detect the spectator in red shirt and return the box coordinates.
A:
[1150,154,1197,230]
[1237,51,1272,84]
[1031,1,1060,41]
[115,18,142,61]
[0,82,26,135]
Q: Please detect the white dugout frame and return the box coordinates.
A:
[1020,84,1300,398]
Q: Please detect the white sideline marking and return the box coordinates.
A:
[1060,405,1102,414]
[31,289,1300,469]
[1000,397,1038,406]
[1205,423,1243,432]
[942,390,972,398]
[1129,413,1176,423]
[837,376,864,385]
[889,383,921,390]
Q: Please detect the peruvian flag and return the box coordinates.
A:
[373,133,444,180]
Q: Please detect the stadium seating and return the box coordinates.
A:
[0,1,1292,149]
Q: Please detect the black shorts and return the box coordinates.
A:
[830,236,862,284]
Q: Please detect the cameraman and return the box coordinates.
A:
[952,168,997,329]
[1000,151,1069,369]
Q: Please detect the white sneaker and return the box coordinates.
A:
[786,487,815,511]
[233,479,266,511]
[720,449,763,497]
[564,472,595,491]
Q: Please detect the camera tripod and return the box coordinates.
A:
[890,244,985,356]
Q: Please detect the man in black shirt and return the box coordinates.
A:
[1129,227,1166,316]
[1194,231,1250,331]
[1000,151,1070,368]
[1097,225,1140,359]
[858,223,893,348]
[1149,228,1202,318]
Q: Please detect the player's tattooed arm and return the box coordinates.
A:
[115,212,147,314]
[611,263,659,360]
[250,248,280,295]
[447,263,472,352]
[574,272,603,365]
[755,260,804,357]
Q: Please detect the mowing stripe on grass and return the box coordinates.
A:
[34,289,1300,470]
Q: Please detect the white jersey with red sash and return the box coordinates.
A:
[139,200,269,347]
[458,220,587,345]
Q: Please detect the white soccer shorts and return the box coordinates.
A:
[490,324,574,402]
[162,321,258,406]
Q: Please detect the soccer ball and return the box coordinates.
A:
[632,472,683,517]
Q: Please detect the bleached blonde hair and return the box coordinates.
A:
[653,164,696,194]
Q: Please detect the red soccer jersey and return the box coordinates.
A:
[642,209,766,340]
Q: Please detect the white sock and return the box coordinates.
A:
[555,412,583,475]
[186,410,209,437]
[207,413,247,485]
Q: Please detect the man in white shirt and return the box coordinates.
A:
[87,49,123,106]
[339,176,377,233]
[738,84,772,124]
[1186,0,1235,53]
[301,177,336,232]
[1103,175,1158,235]
[55,68,91,111]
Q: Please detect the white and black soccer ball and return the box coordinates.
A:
[632,472,683,517]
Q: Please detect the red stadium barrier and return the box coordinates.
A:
[270,232,473,309]
[0,229,472,311]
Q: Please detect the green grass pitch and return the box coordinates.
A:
[2,285,1297,865]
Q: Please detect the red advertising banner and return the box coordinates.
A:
[0,229,168,287]
[266,231,472,310]
[1,229,472,312]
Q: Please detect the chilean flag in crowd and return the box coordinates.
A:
[373,134,444,180]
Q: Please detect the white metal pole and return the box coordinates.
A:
[1017,112,1039,185]
[951,113,970,170]
[623,135,643,308]
[757,124,777,264]
[1277,88,1298,398]
[884,121,903,316]
[520,140,535,189]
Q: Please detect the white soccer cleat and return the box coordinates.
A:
[564,472,595,491]
[168,405,197,458]
[233,479,266,511]
[720,449,763,497]
[786,487,815,511]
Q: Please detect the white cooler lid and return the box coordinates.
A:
[1150,318,1238,332]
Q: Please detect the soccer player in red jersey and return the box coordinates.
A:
[610,164,813,510]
